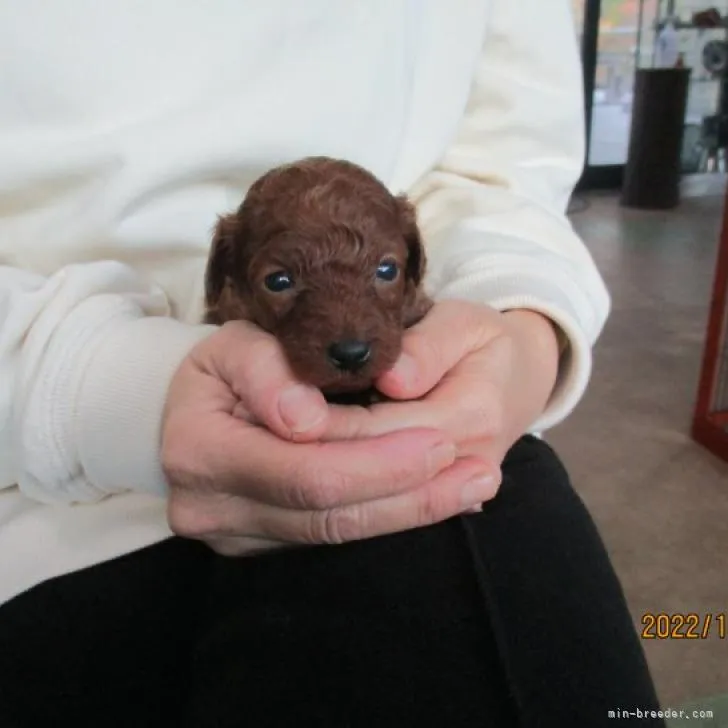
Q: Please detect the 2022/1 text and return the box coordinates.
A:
[641,613,726,640]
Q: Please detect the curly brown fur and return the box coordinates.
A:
[203,156,432,400]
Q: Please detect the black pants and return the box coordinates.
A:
[0,436,664,727]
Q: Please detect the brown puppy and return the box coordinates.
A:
[203,156,432,401]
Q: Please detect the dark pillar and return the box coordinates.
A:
[621,68,691,210]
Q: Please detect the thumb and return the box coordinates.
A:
[202,321,329,442]
[376,300,487,400]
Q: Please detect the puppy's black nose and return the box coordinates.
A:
[327,340,372,371]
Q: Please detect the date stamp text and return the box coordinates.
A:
[640,612,726,640]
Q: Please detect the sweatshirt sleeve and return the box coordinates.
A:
[0,262,215,504]
[411,0,611,432]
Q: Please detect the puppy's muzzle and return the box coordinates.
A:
[327,339,372,372]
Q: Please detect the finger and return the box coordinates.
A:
[203,534,291,557]
[201,320,329,442]
[456,438,509,516]
[205,416,458,510]
[322,355,501,445]
[208,455,501,543]
[457,437,501,461]
[376,300,494,400]
[322,399,439,440]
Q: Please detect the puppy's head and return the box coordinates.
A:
[204,156,430,394]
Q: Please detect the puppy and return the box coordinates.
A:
[203,156,432,402]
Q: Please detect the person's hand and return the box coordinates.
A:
[323,300,561,476]
[161,320,500,555]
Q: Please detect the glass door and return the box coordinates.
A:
[590,0,657,167]
[575,0,658,187]
[575,0,727,189]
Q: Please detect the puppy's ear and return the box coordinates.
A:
[396,195,432,327]
[203,213,253,324]
[395,195,426,286]
[205,213,237,306]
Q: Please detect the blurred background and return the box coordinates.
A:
[553,1,728,722]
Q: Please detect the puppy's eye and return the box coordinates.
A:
[264,271,294,293]
[375,260,399,282]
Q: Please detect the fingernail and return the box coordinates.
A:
[278,385,326,434]
[460,473,497,508]
[426,441,456,476]
[392,353,417,388]
[461,503,483,515]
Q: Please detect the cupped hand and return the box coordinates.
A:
[161,320,499,555]
[323,300,561,476]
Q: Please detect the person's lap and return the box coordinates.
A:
[0,436,664,727]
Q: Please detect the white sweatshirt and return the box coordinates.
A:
[0,0,610,605]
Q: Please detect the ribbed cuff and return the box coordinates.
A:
[76,316,216,498]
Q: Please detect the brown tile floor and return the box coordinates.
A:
[546,187,728,708]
